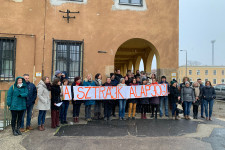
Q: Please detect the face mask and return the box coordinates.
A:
[17,83,23,88]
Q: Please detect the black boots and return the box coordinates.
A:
[12,129,18,136]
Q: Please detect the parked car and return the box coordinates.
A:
[215,84,225,99]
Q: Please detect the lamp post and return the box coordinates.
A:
[211,40,216,66]
[180,50,187,77]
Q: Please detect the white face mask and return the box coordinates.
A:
[17,83,23,88]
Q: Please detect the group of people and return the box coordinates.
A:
[6,69,216,136]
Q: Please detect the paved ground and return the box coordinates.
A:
[0,100,225,150]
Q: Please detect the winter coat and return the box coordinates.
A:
[7,76,28,111]
[150,82,160,105]
[83,80,96,105]
[71,82,83,104]
[201,86,216,101]
[181,86,195,102]
[26,81,37,106]
[102,82,113,104]
[51,85,62,110]
[193,86,201,106]
[115,74,123,82]
[170,86,180,104]
[94,79,102,86]
[36,80,51,110]
[111,79,119,86]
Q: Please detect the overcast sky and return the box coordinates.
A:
[140,0,225,71]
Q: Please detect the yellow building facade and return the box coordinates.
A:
[178,66,225,86]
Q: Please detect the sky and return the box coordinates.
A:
[140,0,225,71]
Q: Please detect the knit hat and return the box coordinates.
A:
[185,81,190,85]
[55,70,62,76]
[170,80,176,85]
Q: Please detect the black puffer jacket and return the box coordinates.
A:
[170,86,180,103]
[51,85,62,110]
[201,86,216,101]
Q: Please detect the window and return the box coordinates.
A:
[213,70,216,75]
[213,79,217,85]
[0,38,16,81]
[197,70,200,75]
[222,79,225,84]
[222,70,224,75]
[52,40,83,81]
[189,70,192,75]
[119,0,143,6]
[205,70,208,75]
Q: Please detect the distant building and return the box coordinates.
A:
[178,66,225,86]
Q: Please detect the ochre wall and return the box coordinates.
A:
[0,0,179,90]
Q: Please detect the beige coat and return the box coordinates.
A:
[36,80,51,110]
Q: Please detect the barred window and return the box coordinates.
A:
[119,0,143,6]
[52,40,83,82]
[0,38,16,81]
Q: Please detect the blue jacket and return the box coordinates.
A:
[111,79,118,86]
[83,80,96,105]
[26,81,37,106]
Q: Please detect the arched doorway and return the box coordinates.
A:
[114,38,160,78]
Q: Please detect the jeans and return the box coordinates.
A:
[204,99,214,118]
[160,96,169,117]
[38,110,47,126]
[104,101,112,119]
[119,99,126,118]
[73,103,81,117]
[183,101,192,116]
[171,103,179,116]
[201,99,205,117]
[21,104,34,128]
[11,110,24,130]
[85,105,92,119]
[60,101,70,122]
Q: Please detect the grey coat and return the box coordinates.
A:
[181,87,195,102]
[36,80,51,110]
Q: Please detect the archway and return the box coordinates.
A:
[114,38,160,78]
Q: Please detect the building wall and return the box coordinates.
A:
[178,66,225,86]
[0,0,179,90]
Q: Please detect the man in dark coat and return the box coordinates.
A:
[20,74,37,132]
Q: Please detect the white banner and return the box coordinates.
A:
[63,86,72,100]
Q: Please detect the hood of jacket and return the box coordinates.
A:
[14,76,27,87]
[37,80,46,89]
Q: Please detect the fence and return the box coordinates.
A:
[0,90,11,130]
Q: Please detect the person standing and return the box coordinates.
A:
[201,81,216,121]
[128,78,138,120]
[197,79,205,118]
[140,79,149,119]
[94,73,103,120]
[115,69,123,83]
[110,73,119,117]
[7,76,28,136]
[170,80,180,120]
[103,77,113,121]
[159,76,169,118]
[20,74,37,132]
[51,78,62,128]
[192,82,201,119]
[37,76,51,131]
[53,70,62,80]
[150,78,160,119]
[117,78,127,120]
[60,79,70,124]
[71,77,83,123]
[181,81,195,120]
[83,74,96,121]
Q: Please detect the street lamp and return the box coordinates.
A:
[211,40,216,66]
[180,50,187,77]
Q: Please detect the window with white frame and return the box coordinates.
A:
[213,79,217,85]
[119,0,143,6]
[197,70,200,75]
[205,70,208,75]
[189,70,192,75]
[222,70,224,75]
[213,70,217,75]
